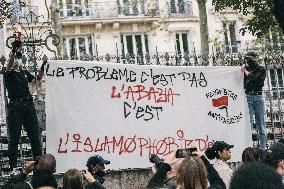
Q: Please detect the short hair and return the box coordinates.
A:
[242,147,261,163]
[264,142,284,169]
[229,162,283,189]
[63,169,84,189]
[31,169,58,189]
[37,154,56,174]
[177,157,208,189]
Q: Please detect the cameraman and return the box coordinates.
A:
[147,150,182,189]
[147,150,225,189]
[241,51,267,150]
[86,155,110,185]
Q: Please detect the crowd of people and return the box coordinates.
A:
[3,154,108,189]
[2,140,284,189]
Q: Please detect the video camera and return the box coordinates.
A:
[149,154,164,168]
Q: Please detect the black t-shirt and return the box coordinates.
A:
[4,69,34,98]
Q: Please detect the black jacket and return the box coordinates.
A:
[244,65,266,94]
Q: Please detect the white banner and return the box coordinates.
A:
[45,60,252,173]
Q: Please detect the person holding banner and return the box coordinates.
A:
[241,51,267,150]
[4,33,46,172]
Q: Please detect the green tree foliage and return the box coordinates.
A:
[212,0,282,37]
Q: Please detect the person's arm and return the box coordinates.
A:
[246,67,266,82]
[83,170,106,189]
[147,163,171,188]
[12,161,36,181]
[37,60,47,81]
[6,40,21,73]
[200,155,226,189]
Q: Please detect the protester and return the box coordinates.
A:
[241,147,262,163]
[86,155,110,184]
[264,142,284,184]
[60,168,106,189]
[229,162,284,189]
[4,154,58,189]
[176,157,208,189]
[31,154,58,188]
[205,141,234,189]
[62,169,84,189]
[5,33,46,172]
[147,149,225,189]
[31,169,58,189]
[241,51,267,150]
[147,150,183,189]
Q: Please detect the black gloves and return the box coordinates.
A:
[40,60,47,72]
[12,40,22,53]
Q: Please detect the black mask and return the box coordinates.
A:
[245,58,258,70]
[94,170,106,184]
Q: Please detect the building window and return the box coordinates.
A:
[117,0,157,16]
[269,69,284,100]
[61,0,89,17]
[170,0,185,13]
[222,22,238,53]
[176,32,189,54]
[64,35,93,59]
[120,33,149,64]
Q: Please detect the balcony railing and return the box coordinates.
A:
[117,0,159,16]
[8,6,39,24]
[166,0,192,18]
[59,0,159,20]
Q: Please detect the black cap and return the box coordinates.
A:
[244,51,258,58]
[211,141,234,153]
[86,155,110,168]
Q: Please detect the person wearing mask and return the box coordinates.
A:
[205,141,234,189]
[5,32,46,172]
[241,51,267,150]
[86,155,110,185]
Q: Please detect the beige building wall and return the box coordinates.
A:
[3,0,258,60]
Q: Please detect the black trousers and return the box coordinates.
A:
[7,100,42,169]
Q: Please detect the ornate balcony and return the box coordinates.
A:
[7,6,39,24]
[59,0,159,21]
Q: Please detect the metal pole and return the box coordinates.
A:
[155,45,159,65]
[116,42,119,63]
[193,42,198,66]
